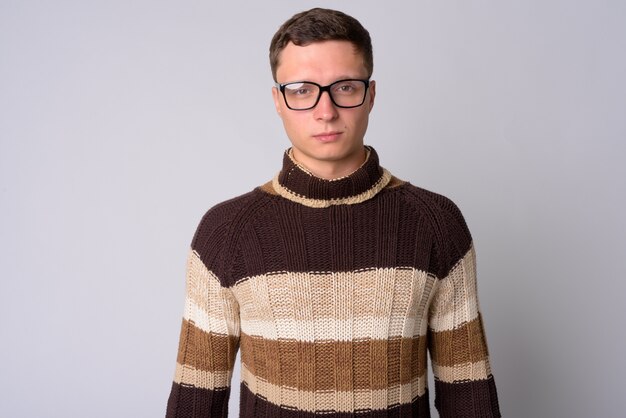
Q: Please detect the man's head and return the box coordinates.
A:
[269,8,373,82]
[270,8,376,179]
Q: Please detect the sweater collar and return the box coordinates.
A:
[271,146,392,208]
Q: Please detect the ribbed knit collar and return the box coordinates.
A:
[272,146,392,208]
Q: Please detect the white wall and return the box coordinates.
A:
[1,1,624,417]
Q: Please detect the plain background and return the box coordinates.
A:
[1,1,625,417]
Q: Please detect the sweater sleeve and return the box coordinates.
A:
[166,214,241,417]
[427,199,501,417]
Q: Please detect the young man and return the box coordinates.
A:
[166,8,501,418]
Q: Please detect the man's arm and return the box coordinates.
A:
[166,227,240,417]
[428,244,501,417]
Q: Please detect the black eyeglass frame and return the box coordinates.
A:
[275,79,371,111]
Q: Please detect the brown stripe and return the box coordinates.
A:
[435,376,500,417]
[193,182,470,283]
[239,382,431,417]
[240,333,427,392]
[166,382,230,418]
[276,147,385,201]
[429,316,489,366]
[241,363,428,413]
[176,319,238,372]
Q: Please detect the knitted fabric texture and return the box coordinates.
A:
[166,147,501,417]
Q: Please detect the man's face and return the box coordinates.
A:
[272,40,376,177]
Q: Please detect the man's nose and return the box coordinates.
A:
[313,91,339,121]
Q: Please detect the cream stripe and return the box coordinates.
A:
[272,168,393,208]
[428,246,480,332]
[173,362,233,389]
[185,250,221,310]
[183,299,239,335]
[233,269,435,341]
[432,359,492,383]
[184,250,240,336]
[233,269,434,315]
[240,363,427,413]
[241,317,426,342]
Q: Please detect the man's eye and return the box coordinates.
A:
[333,83,357,94]
[293,88,311,95]
[285,83,314,96]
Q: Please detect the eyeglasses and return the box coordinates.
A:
[275,79,370,111]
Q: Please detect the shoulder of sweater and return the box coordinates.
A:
[395,182,473,278]
[397,182,467,224]
[190,188,271,272]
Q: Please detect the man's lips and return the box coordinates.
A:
[313,131,342,142]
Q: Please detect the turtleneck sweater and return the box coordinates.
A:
[166,147,501,418]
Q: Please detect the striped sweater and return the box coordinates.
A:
[166,147,501,417]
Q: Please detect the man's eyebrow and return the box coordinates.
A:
[281,75,369,84]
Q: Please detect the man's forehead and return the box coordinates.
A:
[276,40,368,82]
[279,40,362,60]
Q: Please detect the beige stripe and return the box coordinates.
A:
[175,319,239,372]
[239,334,427,392]
[386,175,406,189]
[233,269,436,341]
[429,316,489,367]
[241,363,427,413]
[173,362,233,389]
[432,359,492,383]
[428,246,480,332]
[260,175,405,196]
[258,180,278,195]
[183,250,240,336]
[271,168,393,208]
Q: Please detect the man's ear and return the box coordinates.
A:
[367,80,376,112]
[272,86,282,116]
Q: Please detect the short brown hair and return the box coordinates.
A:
[269,8,373,82]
